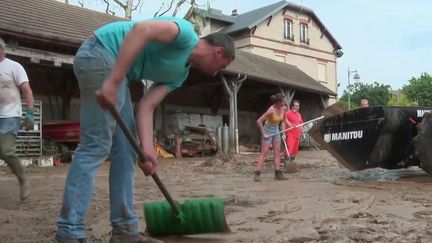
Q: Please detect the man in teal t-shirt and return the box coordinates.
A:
[94,17,199,91]
[56,17,235,243]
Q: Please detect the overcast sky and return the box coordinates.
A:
[69,0,432,92]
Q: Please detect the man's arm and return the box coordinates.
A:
[97,20,181,110]
[20,82,35,130]
[20,82,34,110]
[136,84,170,175]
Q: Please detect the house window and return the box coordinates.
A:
[300,23,309,44]
[283,19,293,41]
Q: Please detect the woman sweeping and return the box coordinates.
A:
[254,93,292,181]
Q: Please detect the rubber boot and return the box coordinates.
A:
[275,170,288,180]
[254,171,261,182]
[1,133,30,201]
[4,156,30,201]
[55,235,87,243]
[20,177,30,201]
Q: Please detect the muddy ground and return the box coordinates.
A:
[1,150,432,242]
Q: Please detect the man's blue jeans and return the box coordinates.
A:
[56,38,139,239]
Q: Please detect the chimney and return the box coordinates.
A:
[231,9,238,16]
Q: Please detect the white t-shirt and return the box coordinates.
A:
[0,58,29,118]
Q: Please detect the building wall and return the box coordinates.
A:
[236,8,338,97]
[238,44,337,95]
[189,7,340,101]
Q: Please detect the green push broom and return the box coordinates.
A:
[109,106,230,236]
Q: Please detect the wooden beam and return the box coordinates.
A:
[320,95,328,109]
[279,87,295,107]
[0,30,80,48]
[251,26,257,35]
[6,45,74,66]
[267,16,272,26]
[244,87,280,95]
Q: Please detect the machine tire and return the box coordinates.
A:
[59,144,72,162]
[414,112,432,176]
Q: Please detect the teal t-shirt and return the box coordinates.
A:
[94,17,198,91]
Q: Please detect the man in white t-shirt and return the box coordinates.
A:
[0,37,35,201]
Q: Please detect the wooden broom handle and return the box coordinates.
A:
[108,105,180,215]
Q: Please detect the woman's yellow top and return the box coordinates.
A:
[266,111,283,125]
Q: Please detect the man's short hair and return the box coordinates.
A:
[291,99,300,108]
[0,38,5,49]
[360,99,369,107]
[202,32,235,60]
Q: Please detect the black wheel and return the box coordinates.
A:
[58,144,72,162]
[414,112,432,176]
[42,138,59,155]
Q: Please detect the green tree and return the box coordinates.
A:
[339,82,391,108]
[402,73,432,106]
[387,93,417,106]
